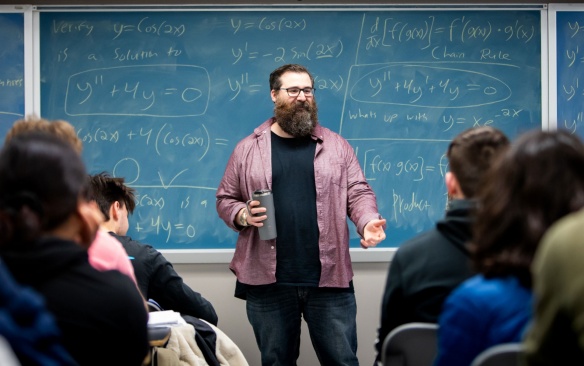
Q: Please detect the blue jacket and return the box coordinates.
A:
[434,275,532,366]
[0,258,76,365]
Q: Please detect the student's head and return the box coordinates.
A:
[87,172,136,235]
[5,115,82,154]
[270,64,318,137]
[446,126,510,199]
[0,132,99,249]
[472,129,584,288]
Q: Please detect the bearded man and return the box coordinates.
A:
[216,64,386,366]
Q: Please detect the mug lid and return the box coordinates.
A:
[253,189,271,195]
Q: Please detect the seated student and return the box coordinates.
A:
[0,258,76,366]
[4,116,138,285]
[373,126,510,364]
[87,172,219,325]
[0,132,149,366]
[522,207,584,365]
[433,129,584,366]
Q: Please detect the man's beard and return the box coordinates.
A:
[274,98,319,137]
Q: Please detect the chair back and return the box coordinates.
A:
[0,335,20,366]
[470,343,523,366]
[382,322,438,366]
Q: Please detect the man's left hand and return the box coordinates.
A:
[360,219,387,248]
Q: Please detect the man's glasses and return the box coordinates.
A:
[279,87,315,97]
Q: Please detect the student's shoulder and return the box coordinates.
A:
[91,230,128,256]
[111,233,154,251]
[71,261,143,306]
[394,229,443,260]
[99,269,145,300]
[541,208,584,253]
[452,275,523,304]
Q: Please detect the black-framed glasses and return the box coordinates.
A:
[279,87,315,97]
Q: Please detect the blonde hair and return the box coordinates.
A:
[5,115,82,154]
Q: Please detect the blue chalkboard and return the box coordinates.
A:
[554,7,584,138]
[38,8,542,251]
[0,11,25,140]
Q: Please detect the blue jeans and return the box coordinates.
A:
[246,285,359,366]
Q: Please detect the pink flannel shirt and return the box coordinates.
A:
[216,118,382,288]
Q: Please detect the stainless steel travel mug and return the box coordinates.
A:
[249,189,277,240]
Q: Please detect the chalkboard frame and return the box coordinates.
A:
[0,5,33,138]
[30,4,548,263]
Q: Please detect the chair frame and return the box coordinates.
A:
[381,322,439,366]
[470,342,524,366]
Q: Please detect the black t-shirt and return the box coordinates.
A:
[271,132,321,286]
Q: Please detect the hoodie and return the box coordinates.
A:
[374,199,476,364]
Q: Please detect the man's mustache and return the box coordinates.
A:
[295,101,311,110]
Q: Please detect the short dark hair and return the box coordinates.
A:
[447,126,509,198]
[0,132,87,246]
[87,172,136,221]
[472,129,584,287]
[269,64,314,91]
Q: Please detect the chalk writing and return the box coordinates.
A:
[364,152,439,182]
[65,65,209,117]
[557,12,584,140]
[0,78,23,87]
[52,19,94,36]
[351,65,512,108]
[231,40,343,64]
[79,123,213,161]
[113,17,186,39]
[228,73,262,100]
[231,17,307,34]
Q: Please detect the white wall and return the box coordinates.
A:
[173,261,390,366]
